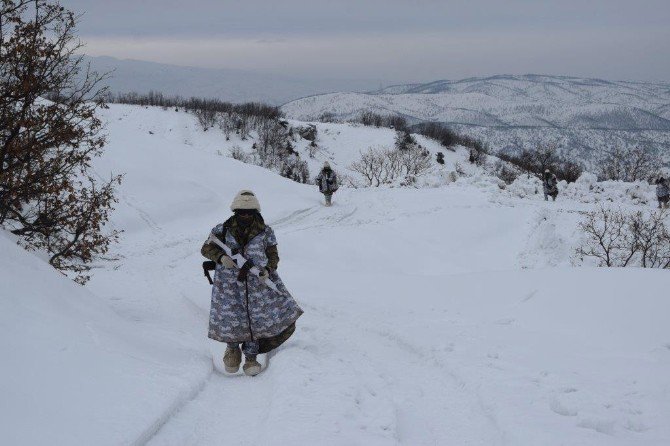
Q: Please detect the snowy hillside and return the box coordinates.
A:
[281,75,670,160]
[2,104,670,445]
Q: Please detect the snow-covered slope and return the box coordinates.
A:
[2,104,669,445]
[283,75,670,130]
[0,230,211,445]
[281,75,670,159]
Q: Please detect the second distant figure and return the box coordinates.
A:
[543,169,558,201]
[656,176,669,209]
[315,161,339,206]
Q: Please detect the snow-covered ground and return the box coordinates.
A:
[2,105,669,445]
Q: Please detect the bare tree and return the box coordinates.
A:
[256,118,286,165]
[576,207,670,269]
[498,144,583,182]
[400,147,431,176]
[193,108,216,130]
[1,0,121,283]
[350,145,430,187]
[629,210,670,268]
[493,160,520,185]
[350,148,385,187]
[280,156,309,184]
[576,207,636,267]
[218,112,235,140]
[595,146,661,182]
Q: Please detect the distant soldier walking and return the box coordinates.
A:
[543,169,558,201]
[656,176,669,209]
[315,161,338,206]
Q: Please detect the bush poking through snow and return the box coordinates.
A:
[193,108,217,130]
[228,146,251,163]
[357,111,408,131]
[594,146,662,182]
[350,145,432,187]
[349,147,391,187]
[280,157,310,184]
[575,207,670,268]
[498,144,583,183]
[628,211,670,268]
[493,160,520,185]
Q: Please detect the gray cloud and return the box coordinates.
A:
[61,0,670,82]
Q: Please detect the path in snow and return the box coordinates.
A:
[90,187,669,446]
[110,188,578,445]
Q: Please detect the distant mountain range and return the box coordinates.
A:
[82,57,670,159]
[83,55,383,105]
[281,75,670,160]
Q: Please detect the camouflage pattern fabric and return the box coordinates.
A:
[258,322,296,354]
[227,341,260,357]
[543,175,558,196]
[203,218,303,347]
[315,168,339,194]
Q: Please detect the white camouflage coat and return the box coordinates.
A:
[206,223,303,344]
[543,175,558,195]
[315,169,338,194]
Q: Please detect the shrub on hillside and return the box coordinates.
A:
[357,111,408,131]
[228,146,251,163]
[493,160,520,185]
[575,207,670,268]
[0,0,121,283]
[280,157,310,184]
[594,146,661,182]
[498,144,583,183]
[349,145,431,187]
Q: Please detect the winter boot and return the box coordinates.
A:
[243,355,262,376]
[223,345,242,373]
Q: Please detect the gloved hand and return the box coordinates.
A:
[258,267,269,281]
[218,254,236,268]
[237,260,254,282]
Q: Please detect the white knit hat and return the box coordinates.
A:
[230,190,261,212]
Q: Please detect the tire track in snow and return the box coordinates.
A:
[132,366,213,446]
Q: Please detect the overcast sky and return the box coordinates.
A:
[61,0,670,83]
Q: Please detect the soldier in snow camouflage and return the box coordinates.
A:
[201,190,303,376]
[315,161,338,206]
[543,169,558,201]
[657,177,669,209]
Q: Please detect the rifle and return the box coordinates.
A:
[203,261,216,284]
[207,233,282,293]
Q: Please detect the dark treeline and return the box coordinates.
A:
[352,111,487,153]
[497,146,583,183]
[108,91,282,120]
[351,112,587,183]
[412,122,488,153]
[357,111,409,131]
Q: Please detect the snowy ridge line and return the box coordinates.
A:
[132,366,213,446]
[281,75,670,159]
